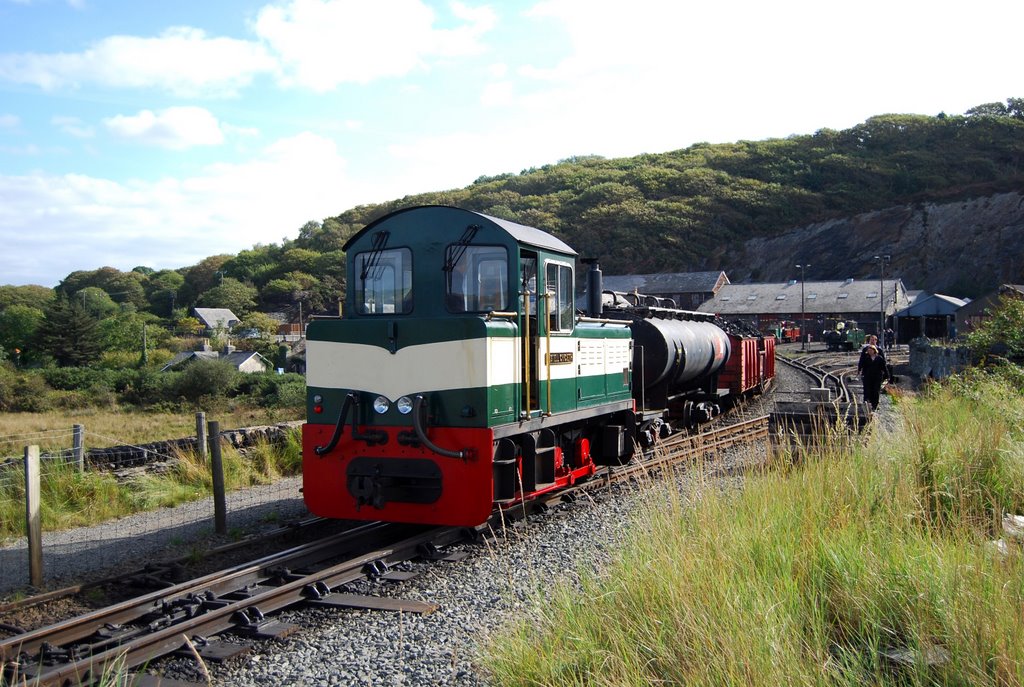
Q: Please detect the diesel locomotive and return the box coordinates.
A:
[302,206,774,527]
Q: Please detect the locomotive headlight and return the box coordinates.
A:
[373,396,390,414]
[396,396,413,414]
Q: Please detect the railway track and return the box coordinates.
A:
[1,415,769,687]
[771,353,868,433]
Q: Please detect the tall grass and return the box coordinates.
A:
[484,372,1024,686]
[0,428,303,540]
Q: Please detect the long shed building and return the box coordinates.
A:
[697,279,911,343]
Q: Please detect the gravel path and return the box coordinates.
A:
[154,445,767,687]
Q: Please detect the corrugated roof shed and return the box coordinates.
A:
[896,293,967,317]
[601,271,728,294]
[697,279,907,316]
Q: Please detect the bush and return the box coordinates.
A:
[41,366,117,392]
[0,370,54,412]
[233,372,306,408]
[174,359,239,403]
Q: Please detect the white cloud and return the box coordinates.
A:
[0,132,353,285]
[52,115,94,138]
[104,107,225,149]
[254,0,496,91]
[0,27,277,97]
[0,1,498,98]
[0,114,19,129]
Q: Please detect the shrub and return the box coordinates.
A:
[41,366,117,392]
[0,370,54,412]
[174,359,239,403]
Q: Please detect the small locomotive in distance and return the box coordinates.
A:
[302,206,774,527]
[768,320,801,343]
[822,319,866,352]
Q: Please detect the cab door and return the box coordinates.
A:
[519,252,539,417]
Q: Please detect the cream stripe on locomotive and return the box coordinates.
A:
[307,337,518,401]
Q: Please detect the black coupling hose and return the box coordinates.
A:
[412,394,468,460]
[314,392,357,456]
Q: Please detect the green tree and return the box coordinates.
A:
[98,311,169,353]
[180,254,234,306]
[965,296,1024,361]
[58,267,147,309]
[196,278,258,315]
[145,269,186,316]
[0,304,45,363]
[75,286,119,318]
[0,284,55,311]
[36,297,103,367]
[236,311,280,359]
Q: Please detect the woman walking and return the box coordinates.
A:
[860,344,889,410]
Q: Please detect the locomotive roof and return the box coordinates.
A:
[343,205,577,256]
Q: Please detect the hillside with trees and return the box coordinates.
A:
[1,99,1022,386]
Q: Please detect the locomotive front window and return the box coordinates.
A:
[445,245,508,313]
[355,247,412,315]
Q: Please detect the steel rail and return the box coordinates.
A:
[1,521,440,684]
[16,524,466,687]
[4,416,772,686]
[0,516,330,615]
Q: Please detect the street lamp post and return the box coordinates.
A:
[874,254,891,349]
[796,263,810,351]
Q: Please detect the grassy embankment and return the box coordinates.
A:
[484,371,1024,686]
[0,408,303,541]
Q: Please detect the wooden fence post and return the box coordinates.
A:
[207,421,227,535]
[24,445,43,588]
[196,412,207,464]
[72,424,84,473]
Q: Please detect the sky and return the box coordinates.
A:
[0,0,1020,287]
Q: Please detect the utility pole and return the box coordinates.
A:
[874,254,891,349]
[796,263,810,351]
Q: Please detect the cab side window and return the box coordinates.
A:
[545,262,574,333]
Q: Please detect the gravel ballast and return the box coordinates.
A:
[6,348,904,685]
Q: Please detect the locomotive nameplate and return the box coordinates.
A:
[546,352,573,365]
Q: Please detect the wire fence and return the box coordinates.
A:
[0,418,309,597]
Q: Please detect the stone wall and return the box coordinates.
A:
[908,337,973,380]
[85,421,304,470]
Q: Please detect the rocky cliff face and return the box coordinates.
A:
[731,191,1024,296]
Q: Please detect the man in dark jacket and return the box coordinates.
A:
[861,344,889,410]
[858,334,886,374]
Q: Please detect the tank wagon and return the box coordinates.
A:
[302,206,774,527]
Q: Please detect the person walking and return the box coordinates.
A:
[858,334,886,374]
[861,344,889,411]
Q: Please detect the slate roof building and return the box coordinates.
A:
[955,284,1024,336]
[697,278,911,342]
[598,271,729,309]
[192,308,240,335]
[160,344,271,373]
